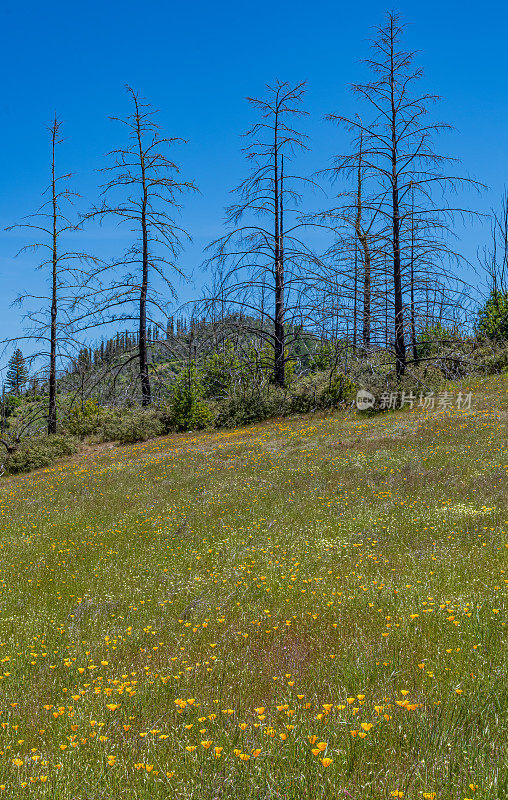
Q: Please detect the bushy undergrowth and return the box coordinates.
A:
[347,338,508,400]
[62,370,357,441]
[215,373,357,428]
[64,401,165,444]
[164,363,215,431]
[64,398,102,437]
[95,408,165,444]
[1,434,78,475]
[214,390,279,428]
[2,340,508,477]
[477,289,508,340]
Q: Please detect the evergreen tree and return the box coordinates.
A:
[477,290,508,341]
[5,349,28,395]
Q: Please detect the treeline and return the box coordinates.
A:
[1,11,508,455]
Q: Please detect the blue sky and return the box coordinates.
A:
[1,0,506,367]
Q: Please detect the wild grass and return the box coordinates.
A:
[0,374,505,798]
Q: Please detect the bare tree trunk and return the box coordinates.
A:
[389,25,406,377]
[86,86,195,407]
[354,134,372,352]
[353,239,358,349]
[362,244,371,352]
[355,222,371,350]
[410,261,418,363]
[139,202,151,405]
[392,189,406,376]
[410,191,418,363]
[48,119,58,434]
[207,81,308,375]
[325,13,480,377]
[385,284,389,348]
[274,117,285,386]
[136,103,151,406]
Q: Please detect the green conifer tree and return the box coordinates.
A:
[5,349,28,395]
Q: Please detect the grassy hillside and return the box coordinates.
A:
[0,375,506,799]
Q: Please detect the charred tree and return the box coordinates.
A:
[207,81,317,387]
[86,86,196,405]
[5,117,92,433]
[325,12,481,376]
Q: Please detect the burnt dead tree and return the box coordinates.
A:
[480,190,508,298]
[325,12,481,377]
[86,86,196,406]
[206,80,317,387]
[319,122,384,353]
[5,117,92,434]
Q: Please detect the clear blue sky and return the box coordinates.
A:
[1,0,506,368]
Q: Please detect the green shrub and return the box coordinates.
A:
[478,345,508,374]
[309,341,334,372]
[417,323,459,358]
[96,409,165,444]
[477,290,508,341]
[202,344,239,399]
[165,363,214,431]
[214,372,356,429]
[286,386,317,415]
[2,394,22,419]
[318,373,357,407]
[2,434,78,475]
[283,349,297,387]
[214,391,280,428]
[63,399,166,445]
[64,398,102,437]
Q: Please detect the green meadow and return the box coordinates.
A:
[0,375,505,799]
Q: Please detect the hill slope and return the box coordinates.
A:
[0,375,506,798]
